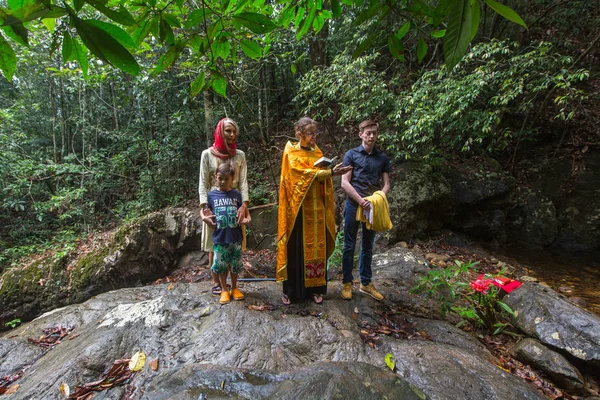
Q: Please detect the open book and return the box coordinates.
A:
[313,156,337,168]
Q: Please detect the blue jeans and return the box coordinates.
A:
[342,200,376,286]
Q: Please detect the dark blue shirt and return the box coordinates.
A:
[207,189,243,245]
[343,145,392,200]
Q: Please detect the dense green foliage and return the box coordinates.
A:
[0,0,598,266]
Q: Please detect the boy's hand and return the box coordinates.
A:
[361,199,372,212]
[237,203,248,225]
[241,216,252,225]
[202,214,216,228]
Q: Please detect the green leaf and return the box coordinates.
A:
[190,71,206,97]
[354,2,381,26]
[159,16,174,45]
[41,18,55,32]
[352,32,378,58]
[212,38,230,60]
[74,17,139,75]
[278,3,295,27]
[290,63,296,74]
[185,8,212,28]
[497,301,514,316]
[385,353,396,371]
[132,18,155,46]
[471,0,480,39]
[232,12,277,34]
[1,25,28,46]
[62,31,74,63]
[397,21,410,40]
[0,32,16,82]
[7,0,27,10]
[163,13,181,28]
[312,14,324,33]
[443,0,472,69]
[417,37,427,63]
[74,0,84,11]
[84,0,135,26]
[320,9,332,19]
[86,19,136,49]
[331,0,341,18]
[387,34,404,60]
[294,7,305,27]
[296,7,315,40]
[484,0,527,29]
[211,72,227,97]
[240,39,262,59]
[72,38,88,78]
[431,29,446,38]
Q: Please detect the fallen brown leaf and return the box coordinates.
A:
[150,359,159,371]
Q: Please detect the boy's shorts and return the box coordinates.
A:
[212,242,243,275]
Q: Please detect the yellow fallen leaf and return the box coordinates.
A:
[167,283,175,290]
[150,358,159,371]
[59,382,70,397]
[129,350,146,372]
[5,384,19,395]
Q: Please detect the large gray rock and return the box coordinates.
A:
[385,162,454,242]
[503,282,600,366]
[0,271,545,399]
[511,338,584,393]
[0,207,202,326]
[506,187,559,247]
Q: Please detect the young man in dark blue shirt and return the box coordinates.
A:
[341,120,391,301]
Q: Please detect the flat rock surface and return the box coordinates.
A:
[0,251,547,400]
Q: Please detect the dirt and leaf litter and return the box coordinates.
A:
[64,350,152,399]
[27,325,75,348]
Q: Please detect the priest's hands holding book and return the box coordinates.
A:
[332,163,352,176]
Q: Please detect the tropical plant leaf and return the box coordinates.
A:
[497,301,514,316]
[86,19,136,49]
[132,17,156,46]
[387,34,404,60]
[443,0,472,69]
[352,32,378,58]
[471,0,480,39]
[1,25,28,46]
[190,71,206,97]
[41,18,54,32]
[84,0,135,26]
[72,37,88,78]
[296,8,315,40]
[417,37,427,63]
[73,17,139,75]
[240,39,261,60]
[484,0,527,29]
[185,8,212,28]
[331,0,341,17]
[62,31,74,63]
[211,72,227,97]
[431,29,445,38]
[290,63,297,73]
[232,12,277,34]
[354,2,381,26]
[278,3,295,27]
[0,31,16,81]
[312,14,324,33]
[397,21,411,40]
[159,16,174,45]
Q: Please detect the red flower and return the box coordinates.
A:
[470,274,493,294]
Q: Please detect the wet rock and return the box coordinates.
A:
[0,265,545,399]
[142,362,423,400]
[511,338,584,393]
[506,187,559,247]
[503,282,600,367]
[246,204,278,250]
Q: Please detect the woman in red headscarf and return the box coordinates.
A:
[199,118,249,295]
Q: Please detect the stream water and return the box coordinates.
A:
[498,247,600,316]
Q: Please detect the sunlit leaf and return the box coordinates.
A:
[190,71,206,97]
[72,38,88,78]
[385,353,396,371]
[484,0,527,29]
[1,25,28,46]
[312,14,324,33]
[443,0,472,69]
[0,32,16,82]
[41,18,55,32]
[278,3,295,27]
[128,350,146,372]
[240,39,261,60]
[296,8,315,40]
[211,72,227,97]
[290,63,296,73]
[431,29,446,38]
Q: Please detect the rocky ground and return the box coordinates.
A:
[1,244,600,399]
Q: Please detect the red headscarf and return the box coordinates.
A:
[210,118,237,159]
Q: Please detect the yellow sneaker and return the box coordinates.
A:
[359,283,383,301]
[219,290,231,304]
[231,288,244,301]
[341,282,353,300]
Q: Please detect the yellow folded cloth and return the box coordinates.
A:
[355,190,393,231]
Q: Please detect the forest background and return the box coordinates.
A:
[0,0,598,268]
